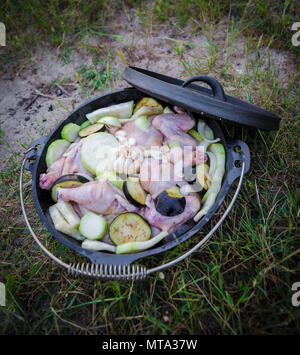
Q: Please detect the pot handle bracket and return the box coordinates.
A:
[23,137,45,172]
[20,144,247,281]
[20,151,147,281]
[146,148,247,276]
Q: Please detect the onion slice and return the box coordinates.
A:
[197,120,220,143]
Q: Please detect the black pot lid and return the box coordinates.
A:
[123,66,281,131]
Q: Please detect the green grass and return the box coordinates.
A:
[76,60,121,98]
[0,0,299,335]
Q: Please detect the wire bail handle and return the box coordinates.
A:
[20,146,246,280]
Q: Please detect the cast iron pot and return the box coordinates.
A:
[20,81,250,280]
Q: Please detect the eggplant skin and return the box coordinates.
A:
[51,174,90,202]
[123,179,146,208]
[154,190,186,217]
[53,174,90,185]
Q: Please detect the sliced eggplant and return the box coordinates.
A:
[131,105,163,119]
[165,185,185,198]
[196,163,211,190]
[123,177,147,207]
[134,97,163,113]
[78,123,105,137]
[154,185,186,217]
[109,212,151,246]
[51,174,90,202]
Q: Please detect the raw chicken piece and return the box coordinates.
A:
[139,158,185,199]
[165,145,207,167]
[144,194,201,232]
[39,140,93,190]
[70,202,89,218]
[120,117,163,149]
[56,180,138,215]
[152,112,198,147]
[39,156,65,190]
[61,140,92,177]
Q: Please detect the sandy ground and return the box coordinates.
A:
[0,11,297,168]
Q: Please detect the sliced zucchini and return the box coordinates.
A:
[79,212,108,240]
[45,139,70,168]
[51,174,90,202]
[56,201,81,229]
[96,170,124,190]
[81,132,119,175]
[134,97,163,113]
[49,204,84,240]
[116,230,168,254]
[109,213,151,246]
[80,120,92,130]
[123,177,147,207]
[78,123,105,137]
[154,186,186,216]
[86,101,134,123]
[134,115,150,132]
[61,123,81,142]
[97,116,121,128]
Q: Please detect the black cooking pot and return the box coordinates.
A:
[20,67,280,280]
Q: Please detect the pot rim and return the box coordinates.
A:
[25,87,250,266]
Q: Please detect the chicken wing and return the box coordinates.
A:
[152,112,198,147]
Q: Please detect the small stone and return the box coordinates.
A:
[56,88,63,96]
[25,116,30,121]
[163,315,169,322]
[14,237,24,247]
[159,272,165,280]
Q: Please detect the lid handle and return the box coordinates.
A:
[182,75,226,102]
